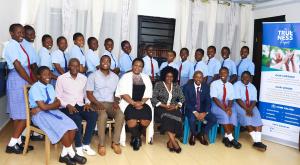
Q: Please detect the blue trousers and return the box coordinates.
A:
[188,112,217,136]
[61,104,98,147]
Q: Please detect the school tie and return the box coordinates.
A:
[178,63,182,83]
[63,52,68,72]
[245,85,250,107]
[45,87,62,120]
[221,60,225,67]
[80,49,88,68]
[222,83,227,108]
[19,44,34,81]
[196,87,201,112]
[128,54,133,62]
[194,62,198,71]
[207,59,210,65]
[110,52,117,68]
[236,59,243,76]
[150,58,155,81]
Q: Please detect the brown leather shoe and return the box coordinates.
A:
[111,143,122,154]
[98,145,106,156]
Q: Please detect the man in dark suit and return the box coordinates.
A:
[183,71,217,145]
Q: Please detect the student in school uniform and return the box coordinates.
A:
[56,58,98,156]
[236,46,255,80]
[103,38,120,75]
[29,66,87,165]
[142,45,159,84]
[4,24,35,154]
[210,67,241,149]
[52,36,69,86]
[177,48,194,86]
[159,50,179,72]
[85,37,100,77]
[234,71,267,151]
[194,48,208,83]
[69,32,87,74]
[206,46,221,85]
[119,40,135,76]
[220,47,237,84]
[21,25,39,82]
[38,34,57,83]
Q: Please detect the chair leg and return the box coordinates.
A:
[108,124,112,138]
[82,122,87,135]
[45,136,51,165]
[234,124,240,140]
[183,116,190,144]
[23,129,31,155]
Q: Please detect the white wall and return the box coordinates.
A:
[137,0,178,18]
[253,0,300,21]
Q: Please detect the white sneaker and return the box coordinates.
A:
[76,147,84,157]
[82,145,96,156]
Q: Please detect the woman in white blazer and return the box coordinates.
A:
[115,58,154,151]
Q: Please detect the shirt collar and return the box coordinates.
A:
[65,71,79,80]
[194,82,201,89]
[37,81,48,89]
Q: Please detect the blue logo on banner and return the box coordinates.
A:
[263,23,300,49]
[259,101,300,127]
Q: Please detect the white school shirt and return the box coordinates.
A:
[159,61,179,72]
[194,60,208,77]
[233,81,257,102]
[85,49,100,73]
[142,55,159,77]
[52,49,68,69]
[177,60,194,79]
[206,57,221,77]
[210,79,234,101]
[39,47,53,70]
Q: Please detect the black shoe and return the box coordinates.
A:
[59,154,76,165]
[198,135,209,146]
[30,134,45,141]
[222,138,232,148]
[189,135,196,146]
[132,137,141,151]
[167,141,174,152]
[70,154,87,164]
[230,140,242,149]
[253,142,267,151]
[6,144,23,154]
[174,141,182,153]
[19,143,34,152]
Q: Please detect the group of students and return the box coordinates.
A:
[3,23,266,165]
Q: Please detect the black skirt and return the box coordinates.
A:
[124,104,152,121]
[155,107,183,137]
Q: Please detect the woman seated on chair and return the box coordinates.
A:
[210,67,241,149]
[115,58,153,151]
[151,66,184,153]
[234,71,267,151]
[28,66,87,165]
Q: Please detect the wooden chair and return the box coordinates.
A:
[107,119,115,138]
[23,85,51,165]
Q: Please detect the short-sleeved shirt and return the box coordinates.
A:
[233,81,257,102]
[159,61,179,72]
[21,39,38,65]
[119,52,134,73]
[236,58,255,78]
[51,49,68,69]
[194,60,208,77]
[39,47,53,70]
[177,60,194,79]
[68,45,86,66]
[221,58,237,76]
[29,81,56,108]
[102,50,118,70]
[206,57,221,77]
[210,79,234,101]
[85,49,100,73]
[4,39,29,69]
[142,55,159,76]
[86,70,119,102]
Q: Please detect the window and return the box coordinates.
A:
[137,15,176,66]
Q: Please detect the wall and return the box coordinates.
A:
[253,0,300,21]
[137,0,178,19]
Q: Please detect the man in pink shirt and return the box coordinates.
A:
[56,58,98,156]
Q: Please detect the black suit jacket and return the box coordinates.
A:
[183,81,211,117]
